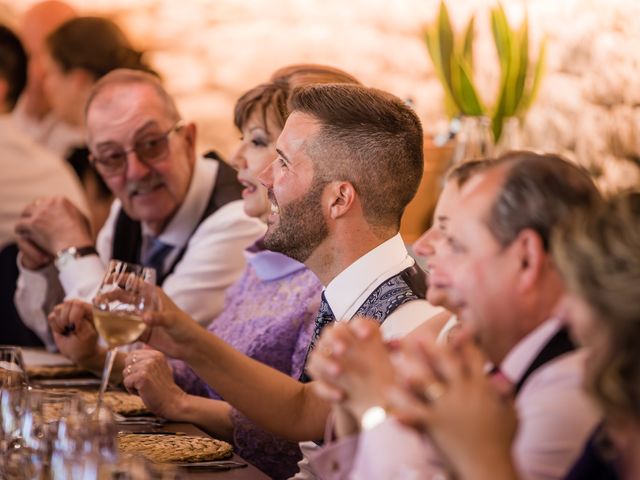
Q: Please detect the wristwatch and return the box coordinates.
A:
[360,405,388,431]
[54,245,98,270]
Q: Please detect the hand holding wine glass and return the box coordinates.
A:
[139,287,206,362]
[93,260,157,411]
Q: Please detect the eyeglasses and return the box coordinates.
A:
[90,121,185,177]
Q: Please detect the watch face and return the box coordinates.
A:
[54,246,98,270]
[55,250,76,270]
[361,406,387,431]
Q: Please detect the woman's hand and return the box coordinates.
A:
[140,287,206,362]
[122,349,186,419]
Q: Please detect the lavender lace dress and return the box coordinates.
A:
[171,243,322,479]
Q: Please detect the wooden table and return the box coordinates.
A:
[22,348,270,479]
[121,422,270,479]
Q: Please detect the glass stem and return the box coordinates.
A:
[96,347,118,414]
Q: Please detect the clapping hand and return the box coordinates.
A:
[387,330,518,480]
[307,317,396,422]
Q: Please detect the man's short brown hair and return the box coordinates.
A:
[289,83,424,231]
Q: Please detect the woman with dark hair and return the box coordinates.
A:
[42,16,155,233]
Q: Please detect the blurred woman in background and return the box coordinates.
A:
[42,16,155,233]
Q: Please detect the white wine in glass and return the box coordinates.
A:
[92,260,157,412]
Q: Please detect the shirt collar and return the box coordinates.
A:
[324,233,412,321]
[500,317,564,384]
[141,155,215,248]
[244,239,307,281]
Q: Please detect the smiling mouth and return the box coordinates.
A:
[267,190,280,215]
[240,180,257,194]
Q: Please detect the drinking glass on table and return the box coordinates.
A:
[92,260,157,412]
[0,346,28,388]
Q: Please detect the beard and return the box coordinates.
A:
[264,177,329,263]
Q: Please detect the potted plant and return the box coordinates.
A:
[423,1,546,162]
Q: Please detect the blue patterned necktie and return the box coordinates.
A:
[299,292,336,382]
[141,236,173,280]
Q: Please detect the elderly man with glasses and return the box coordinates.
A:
[13,69,265,351]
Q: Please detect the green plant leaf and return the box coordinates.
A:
[491,3,511,73]
[451,55,484,115]
[520,35,547,114]
[424,24,460,117]
[462,15,475,73]
[437,0,455,92]
[511,17,529,116]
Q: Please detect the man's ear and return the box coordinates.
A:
[70,68,95,90]
[182,122,197,151]
[513,228,546,292]
[328,181,356,219]
[0,78,9,113]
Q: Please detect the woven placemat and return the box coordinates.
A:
[27,364,91,379]
[117,433,233,463]
[51,389,149,416]
[82,390,148,416]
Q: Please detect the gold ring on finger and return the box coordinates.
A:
[423,381,446,402]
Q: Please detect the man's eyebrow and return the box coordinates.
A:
[275,148,290,163]
[94,120,160,148]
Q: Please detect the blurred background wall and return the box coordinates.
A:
[2,0,639,191]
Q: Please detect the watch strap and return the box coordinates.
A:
[54,245,98,270]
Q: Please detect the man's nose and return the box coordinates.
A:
[413,227,437,257]
[228,144,246,172]
[125,150,151,179]
[257,157,275,188]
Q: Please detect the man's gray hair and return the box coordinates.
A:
[84,68,180,122]
[486,151,601,251]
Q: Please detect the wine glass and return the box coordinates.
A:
[92,260,157,412]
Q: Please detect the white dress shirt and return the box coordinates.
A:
[324,233,443,339]
[15,155,266,349]
[341,318,600,480]
[293,233,443,480]
[0,115,88,250]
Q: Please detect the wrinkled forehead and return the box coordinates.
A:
[434,181,461,220]
[448,168,505,235]
[86,84,173,144]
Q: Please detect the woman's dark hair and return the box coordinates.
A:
[0,24,27,110]
[48,17,157,201]
[47,16,156,80]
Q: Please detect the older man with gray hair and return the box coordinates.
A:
[14,69,264,354]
